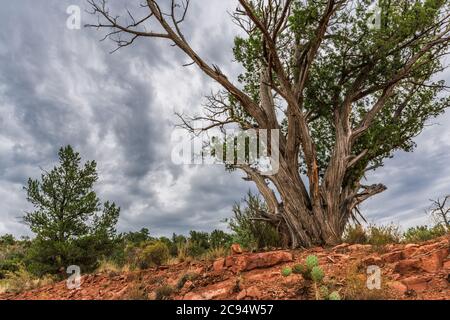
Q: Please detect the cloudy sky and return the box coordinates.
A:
[0,1,449,238]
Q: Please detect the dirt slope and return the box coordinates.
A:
[1,236,449,300]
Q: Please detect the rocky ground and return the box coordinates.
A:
[1,236,449,300]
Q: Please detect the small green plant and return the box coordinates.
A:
[305,255,319,270]
[343,224,368,244]
[311,266,324,283]
[281,267,292,277]
[155,285,174,300]
[292,264,306,275]
[328,291,341,300]
[138,241,170,269]
[319,285,329,299]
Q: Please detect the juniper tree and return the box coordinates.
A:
[88,0,450,247]
[24,146,120,274]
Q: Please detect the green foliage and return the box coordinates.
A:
[292,264,306,275]
[319,285,329,299]
[328,291,341,301]
[343,224,368,244]
[367,224,401,246]
[305,255,319,270]
[23,146,120,275]
[226,192,281,250]
[281,267,292,277]
[403,225,447,243]
[310,266,325,283]
[343,224,401,246]
[138,242,170,269]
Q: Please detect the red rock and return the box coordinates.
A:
[393,259,421,274]
[401,276,429,292]
[183,292,205,300]
[388,281,407,294]
[420,249,447,273]
[231,244,243,255]
[348,244,372,251]
[226,251,293,273]
[443,260,450,270]
[236,286,262,300]
[381,251,404,263]
[332,243,350,251]
[213,258,225,272]
[402,244,419,258]
[361,256,383,266]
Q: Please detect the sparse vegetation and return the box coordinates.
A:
[155,285,174,300]
[281,267,292,277]
[403,225,447,243]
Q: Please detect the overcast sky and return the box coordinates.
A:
[0,1,449,238]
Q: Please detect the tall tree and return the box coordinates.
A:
[24,146,120,274]
[88,0,450,247]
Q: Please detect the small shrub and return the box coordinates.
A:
[328,291,341,300]
[202,246,229,261]
[319,285,329,298]
[176,273,198,290]
[155,285,174,300]
[305,255,319,270]
[403,225,447,243]
[123,282,148,300]
[281,267,292,277]
[0,265,54,294]
[367,224,401,246]
[310,266,324,283]
[138,242,170,269]
[343,224,368,244]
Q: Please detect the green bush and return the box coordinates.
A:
[403,225,447,243]
[367,224,401,246]
[343,224,368,244]
[226,192,281,250]
[138,242,170,269]
[343,224,401,246]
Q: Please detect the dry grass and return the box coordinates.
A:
[202,246,229,261]
[341,263,390,300]
[0,265,55,294]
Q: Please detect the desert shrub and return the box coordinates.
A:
[202,246,229,261]
[342,264,389,300]
[343,224,401,246]
[367,224,401,246]
[403,225,447,243]
[123,282,148,300]
[155,285,174,300]
[209,230,232,248]
[281,267,292,277]
[343,224,368,244]
[226,192,281,250]
[0,265,54,294]
[138,242,170,269]
[176,273,198,290]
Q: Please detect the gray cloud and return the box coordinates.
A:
[0,0,449,238]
